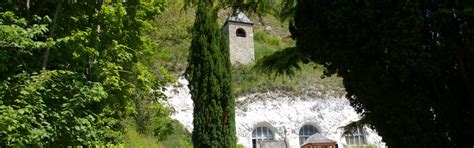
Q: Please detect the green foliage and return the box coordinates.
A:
[122,96,190,147]
[234,19,343,96]
[0,70,118,146]
[254,30,285,48]
[155,121,193,147]
[0,0,174,146]
[123,124,162,148]
[233,64,344,98]
[186,1,236,147]
[123,118,192,148]
[253,30,292,60]
[123,119,192,148]
[341,117,369,137]
[183,0,275,11]
[272,0,474,147]
[255,47,301,77]
[147,0,193,76]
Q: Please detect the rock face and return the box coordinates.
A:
[164,77,386,148]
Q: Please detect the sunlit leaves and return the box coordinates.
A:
[0,0,170,146]
[0,12,54,49]
[0,70,110,146]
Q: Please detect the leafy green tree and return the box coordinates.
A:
[185,1,236,147]
[0,0,170,146]
[258,0,474,147]
[0,70,115,146]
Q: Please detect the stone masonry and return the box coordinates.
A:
[224,12,255,65]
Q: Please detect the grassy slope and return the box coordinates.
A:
[146,3,345,97]
[123,119,192,148]
[231,14,345,98]
[123,1,193,147]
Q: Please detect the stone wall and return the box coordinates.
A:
[224,22,255,65]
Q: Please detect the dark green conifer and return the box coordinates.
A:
[185,1,236,147]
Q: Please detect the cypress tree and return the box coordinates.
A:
[185,1,236,147]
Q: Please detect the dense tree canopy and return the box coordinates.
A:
[6,0,474,147]
[258,0,474,147]
[185,1,236,147]
[0,0,171,146]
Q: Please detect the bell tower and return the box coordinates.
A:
[223,11,255,65]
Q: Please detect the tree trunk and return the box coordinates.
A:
[42,0,63,70]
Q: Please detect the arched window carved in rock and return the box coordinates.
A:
[345,127,367,145]
[299,124,319,145]
[252,126,274,148]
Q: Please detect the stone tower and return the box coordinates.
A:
[224,11,255,65]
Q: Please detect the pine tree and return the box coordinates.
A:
[185,1,236,147]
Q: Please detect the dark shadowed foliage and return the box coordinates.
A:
[259,0,474,147]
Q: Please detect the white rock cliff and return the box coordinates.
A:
[164,77,386,148]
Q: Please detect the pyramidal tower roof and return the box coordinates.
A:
[226,11,253,25]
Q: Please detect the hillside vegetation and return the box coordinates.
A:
[121,1,193,147]
[149,2,345,97]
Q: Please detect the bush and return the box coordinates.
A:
[0,71,119,146]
